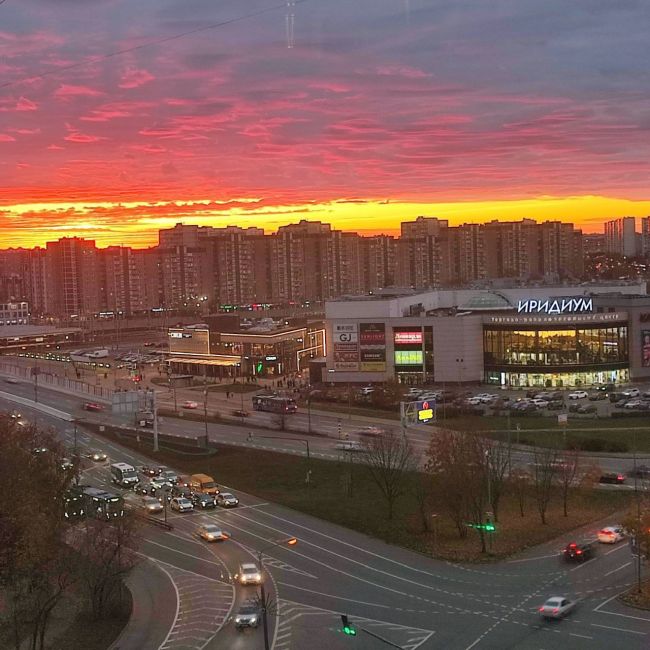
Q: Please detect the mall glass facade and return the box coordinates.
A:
[484,324,629,387]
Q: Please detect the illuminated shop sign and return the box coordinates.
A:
[394,331,423,344]
[417,400,434,422]
[395,350,423,365]
[169,332,183,338]
[516,297,593,315]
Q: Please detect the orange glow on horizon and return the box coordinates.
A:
[1,194,649,249]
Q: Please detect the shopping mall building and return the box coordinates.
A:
[324,281,650,388]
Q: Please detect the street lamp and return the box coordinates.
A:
[258,537,298,650]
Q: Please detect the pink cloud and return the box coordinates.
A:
[119,67,155,89]
[55,84,104,99]
[16,97,37,111]
[64,129,105,143]
[0,134,16,142]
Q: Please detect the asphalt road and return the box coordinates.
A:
[2,387,650,649]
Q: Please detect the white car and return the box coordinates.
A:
[622,388,640,398]
[335,440,364,452]
[238,562,262,585]
[466,397,483,406]
[170,497,193,512]
[568,391,588,400]
[597,526,625,544]
[197,524,227,542]
[479,394,497,404]
[539,596,576,619]
[532,399,548,407]
[354,426,385,437]
[182,400,199,409]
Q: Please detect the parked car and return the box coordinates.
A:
[588,392,607,401]
[599,473,625,485]
[622,388,640,398]
[576,404,597,414]
[539,596,576,620]
[3,376,19,384]
[568,391,588,400]
[562,541,594,562]
[595,383,615,393]
[546,400,564,410]
[597,526,625,544]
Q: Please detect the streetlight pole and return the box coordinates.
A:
[151,388,159,453]
[257,537,297,650]
[307,391,312,434]
[203,367,209,448]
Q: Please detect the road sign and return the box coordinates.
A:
[557,413,568,425]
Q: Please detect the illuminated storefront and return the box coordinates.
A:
[484,313,629,387]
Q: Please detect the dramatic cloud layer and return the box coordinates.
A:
[1,0,649,246]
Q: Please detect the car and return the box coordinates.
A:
[86,449,108,462]
[576,404,597,414]
[158,467,179,484]
[595,383,615,393]
[466,396,483,406]
[33,446,49,455]
[562,541,594,562]
[237,562,262,585]
[171,485,193,499]
[614,398,629,408]
[216,492,239,507]
[60,458,74,471]
[197,524,227,542]
[531,398,548,407]
[599,472,625,485]
[643,390,650,399]
[192,492,216,509]
[182,400,199,409]
[624,399,644,410]
[358,386,375,396]
[335,440,364,452]
[234,600,262,629]
[622,388,640,398]
[170,497,193,512]
[3,376,19,384]
[149,476,173,491]
[10,411,22,420]
[140,465,162,477]
[588,392,607,401]
[546,400,564,410]
[539,596,576,620]
[141,496,164,514]
[83,402,104,412]
[354,426,385,437]
[597,526,625,544]
[568,391,588,400]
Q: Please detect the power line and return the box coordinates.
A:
[1,0,306,91]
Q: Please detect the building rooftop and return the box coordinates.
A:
[0,325,81,338]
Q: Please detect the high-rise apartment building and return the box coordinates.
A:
[361,235,397,292]
[641,217,650,258]
[604,217,637,257]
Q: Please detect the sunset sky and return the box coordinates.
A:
[2,0,650,248]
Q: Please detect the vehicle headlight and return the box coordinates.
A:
[249,616,257,623]
[235,616,243,623]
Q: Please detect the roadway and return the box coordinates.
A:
[2,388,650,649]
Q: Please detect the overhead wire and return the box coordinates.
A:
[1,0,306,91]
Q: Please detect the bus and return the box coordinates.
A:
[65,485,124,520]
[252,395,298,414]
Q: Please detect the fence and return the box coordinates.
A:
[0,362,113,401]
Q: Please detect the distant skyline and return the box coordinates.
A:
[2,0,650,247]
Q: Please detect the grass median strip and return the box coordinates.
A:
[102,429,632,563]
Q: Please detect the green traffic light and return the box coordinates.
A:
[343,626,356,636]
[485,522,495,532]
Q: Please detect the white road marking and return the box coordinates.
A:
[277,581,392,609]
[591,623,646,635]
[603,561,632,577]
[604,543,628,556]
[153,562,181,650]
[507,554,557,564]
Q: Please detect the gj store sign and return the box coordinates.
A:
[517,297,593,315]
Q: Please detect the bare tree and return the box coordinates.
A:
[510,469,529,518]
[485,440,510,523]
[364,431,416,520]
[411,472,433,532]
[71,516,140,620]
[531,446,558,525]
[555,450,580,517]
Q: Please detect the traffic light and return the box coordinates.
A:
[485,520,496,533]
[341,614,356,636]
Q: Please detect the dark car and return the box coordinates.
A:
[83,402,104,412]
[546,399,564,410]
[171,485,193,499]
[588,392,608,401]
[599,473,625,485]
[192,492,216,509]
[596,383,615,393]
[577,404,597,414]
[234,600,262,630]
[562,541,594,562]
[141,465,162,477]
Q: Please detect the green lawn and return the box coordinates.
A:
[104,429,631,562]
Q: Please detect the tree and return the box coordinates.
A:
[0,417,75,650]
[71,515,140,620]
[510,469,529,518]
[531,446,558,524]
[485,440,510,523]
[411,472,433,533]
[363,431,416,520]
[555,450,580,517]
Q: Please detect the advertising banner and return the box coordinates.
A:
[643,330,650,367]
[332,322,359,369]
[394,331,423,345]
[359,323,386,345]
[358,323,386,372]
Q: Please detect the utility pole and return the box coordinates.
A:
[203,367,209,448]
[152,389,159,453]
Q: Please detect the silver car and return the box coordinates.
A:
[539,596,576,619]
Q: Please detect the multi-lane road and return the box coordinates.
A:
[2,380,650,649]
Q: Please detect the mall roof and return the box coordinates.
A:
[0,325,81,338]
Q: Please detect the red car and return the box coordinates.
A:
[83,402,104,412]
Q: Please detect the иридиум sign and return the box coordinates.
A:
[517,297,593,315]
